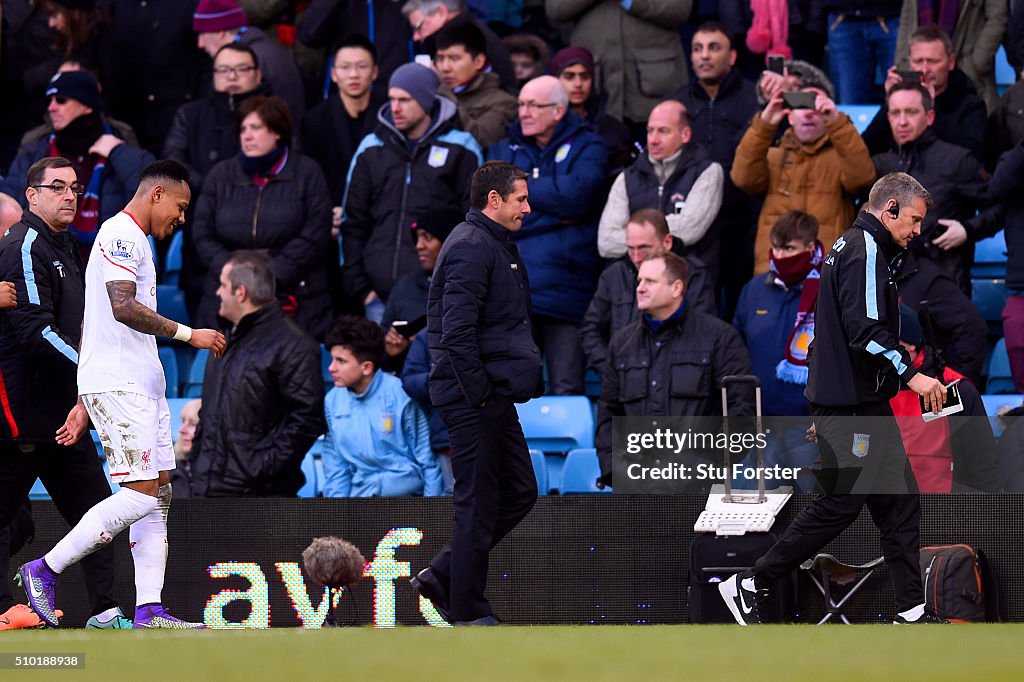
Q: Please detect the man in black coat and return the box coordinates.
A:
[189,251,325,497]
[595,251,753,486]
[861,26,987,160]
[719,172,949,626]
[581,208,714,377]
[410,161,541,626]
[872,82,1003,294]
[670,21,759,315]
[0,156,130,628]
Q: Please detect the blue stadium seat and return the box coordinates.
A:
[163,230,183,285]
[148,235,159,275]
[166,397,193,441]
[972,279,1008,328]
[987,339,1016,394]
[836,104,879,134]
[321,345,334,392]
[516,396,595,452]
[584,368,602,398]
[559,448,610,494]
[996,45,1017,94]
[972,232,1008,278]
[156,285,189,328]
[184,348,209,398]
[29,478,50,501]
[530,449,549,494]
[298,450,318,498]
[158,346,180,398]
[981,394,1024,437]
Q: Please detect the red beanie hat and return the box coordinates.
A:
[193,0,247,33]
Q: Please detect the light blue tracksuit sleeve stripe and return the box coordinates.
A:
[864,233,879,320]
[41,325,78,363]
[21,229,40,305]
[436,129,484,165]
[866,339,907,375]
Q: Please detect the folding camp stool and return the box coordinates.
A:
[799,553,884,624]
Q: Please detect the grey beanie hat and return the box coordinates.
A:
[785,59,835,99]
[389,63,440,113]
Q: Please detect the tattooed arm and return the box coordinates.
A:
[106,280,178,337]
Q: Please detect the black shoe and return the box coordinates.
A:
[410,568,450,623]
[453,615,501,626]
[893,608,950,624]
[719,573,770,625]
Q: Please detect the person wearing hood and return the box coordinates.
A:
[550,46,635,177]
[341,63,482,323]
[0,70,154,262]
[731,65,875,275]
[862,25,988,160]
[872,81,1003,295]
[488,75,608,395]
[192,95,334,339]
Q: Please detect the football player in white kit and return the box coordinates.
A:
[16,160,226,628]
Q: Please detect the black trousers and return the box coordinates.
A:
[0,439,119,616]
[428,397,537,621]
[751,401,925,611]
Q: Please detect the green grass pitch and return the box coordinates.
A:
[1,624,1022,681]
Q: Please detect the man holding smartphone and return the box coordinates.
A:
[732,64,875,275]
[720,172,950,626]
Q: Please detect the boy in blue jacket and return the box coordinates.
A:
[322,315,442,497]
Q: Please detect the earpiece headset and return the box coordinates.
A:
[887,203,900,219]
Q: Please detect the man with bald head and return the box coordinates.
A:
[489,76,608,395]
[598,99,724,290]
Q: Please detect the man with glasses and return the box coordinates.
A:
[0,157,133,629]
[1,71,154,262]
[193,0,305,126]
[401,0,516,93]
[489,76,607,395]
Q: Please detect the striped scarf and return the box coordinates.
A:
[773,242,824,385]
[48,122,111,245]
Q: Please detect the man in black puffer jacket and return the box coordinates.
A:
[411,162,541,627]
[189,251,324,498]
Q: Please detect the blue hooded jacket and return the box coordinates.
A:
[487,111,608,321]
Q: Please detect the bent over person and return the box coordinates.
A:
[16,160,226,629]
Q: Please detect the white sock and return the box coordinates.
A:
[130,484,171,606]
[898,603,926,621]
[92,607,121,622]
[46,487,158,573]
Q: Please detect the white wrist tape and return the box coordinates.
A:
[173,323,193,343]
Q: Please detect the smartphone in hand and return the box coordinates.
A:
[920,379,964,422]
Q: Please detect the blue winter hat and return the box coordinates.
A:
[389,63,440,113]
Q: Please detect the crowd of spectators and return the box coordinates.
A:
[4,0,1024,498]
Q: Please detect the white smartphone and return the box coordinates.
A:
[920,379,965,422]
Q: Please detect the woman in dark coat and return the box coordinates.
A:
[192,95,333,339]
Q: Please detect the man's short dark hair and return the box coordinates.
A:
[27,156,73,187]
[225,250,276,307]
[435,20,486,58]
[644,251,689,287]
[628,208,669,239]
[139,160,190,188]
[236,95,292,143]
[331,33,377,64]
[470,161,528,210]
[214,43,260,70]
[911,25,954,55]
[867,172,934,214]
[887,80,933,112]
[325,315,385,370]
[693,21,733,50]
[770,210,819,246]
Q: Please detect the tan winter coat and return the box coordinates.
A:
[448,72,519,149]
[731,113,876,274]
